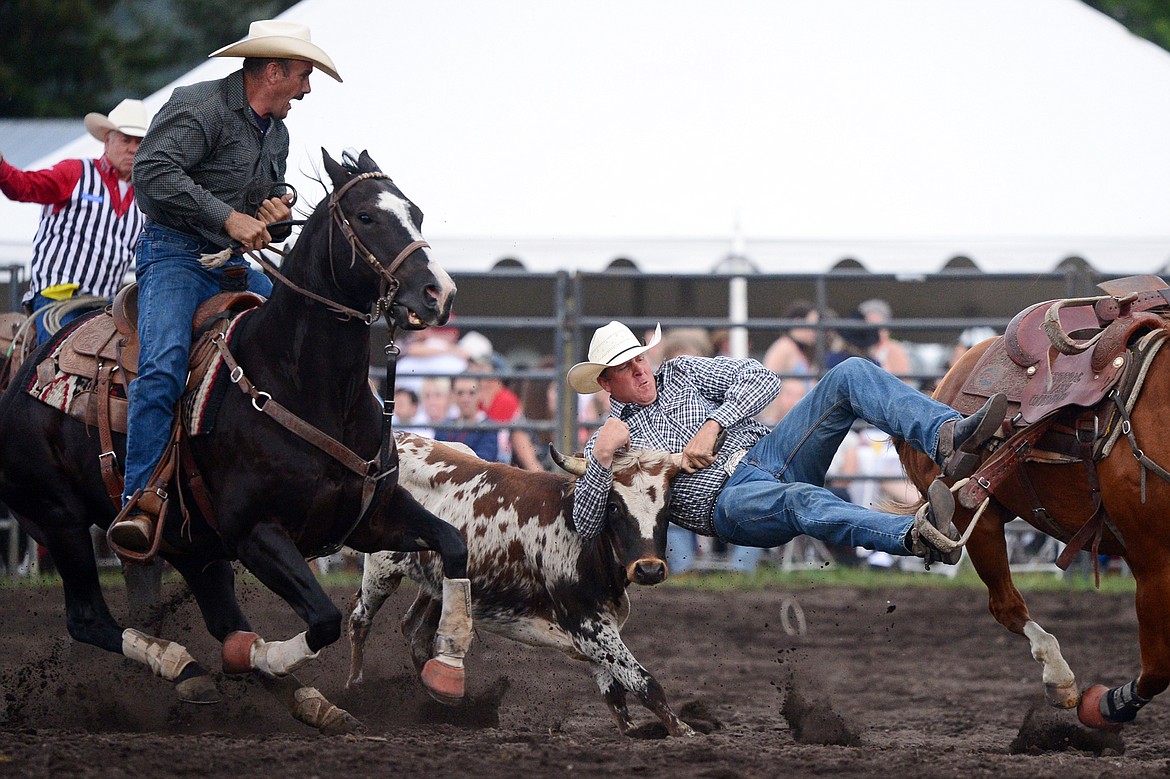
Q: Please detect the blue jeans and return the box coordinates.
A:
[31,293,95,345]
[122,221,272,504]
[713,357,960,556]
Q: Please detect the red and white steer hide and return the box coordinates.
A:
[347,432,693,736]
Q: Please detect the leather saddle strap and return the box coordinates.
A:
[96,362,124,506]
[210,332,376,479]
[958,423,1050,509]
[178,429,218,532]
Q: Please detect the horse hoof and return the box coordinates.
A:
[176,674,222,704]
[1044,681,1080,709]
[222,631,261,674]
[1077,685,1123,732]
[320,707,367,736]
[421,658,465,704]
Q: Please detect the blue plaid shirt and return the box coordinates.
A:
[574,355,779,538]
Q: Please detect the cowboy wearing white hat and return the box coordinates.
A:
[0,97,152,344]
[84,98,152,143]
[568,318,1009,571]
[111,19,343,553]
[568,321,662,395]
[209,19,343,83]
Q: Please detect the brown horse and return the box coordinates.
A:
[898,286,1170,732]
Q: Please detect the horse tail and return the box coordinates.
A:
[874,494,926,518]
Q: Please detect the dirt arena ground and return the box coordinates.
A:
[0,573,1165,778]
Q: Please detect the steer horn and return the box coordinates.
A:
[550,445,587,477]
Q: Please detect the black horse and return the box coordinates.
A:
[0,150,471,733]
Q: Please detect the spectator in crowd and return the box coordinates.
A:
[396,324,468,394]
[578,388,611,449]
[837,423,921,568]
[0,98,151,344]
[763,301,816,378]
[825,307,880,371]
[436,376,499,461]
[469,354,521,463]
[858,298,913,382]
[392,387,421,427]
[413,376,453,438]
[511,360,557,472]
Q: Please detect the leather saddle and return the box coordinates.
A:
[955,274,1170,425]
[0,311,36,391]
[36,283,265,436]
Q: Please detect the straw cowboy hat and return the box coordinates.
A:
[209,19,342,82]
[84,99,150,142]
[568,321,662,395]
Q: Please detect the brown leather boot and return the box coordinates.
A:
[109,513,154,553]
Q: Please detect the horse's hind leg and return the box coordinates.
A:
[348,486,472,702]
[44,522,217,703]
[346,553,405,688]
[962,502,1078,709]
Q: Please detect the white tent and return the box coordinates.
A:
[3,0,1170,276]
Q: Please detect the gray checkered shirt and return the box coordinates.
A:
[133,70,290,249]
[573,355,779,538]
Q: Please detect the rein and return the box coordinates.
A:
[194,171,426,555]
[208,171,430,326]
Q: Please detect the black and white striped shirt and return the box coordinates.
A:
[28,158,143,299]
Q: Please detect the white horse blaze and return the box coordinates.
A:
[376,192,456,306]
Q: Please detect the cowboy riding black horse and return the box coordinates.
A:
[0,150,472,733]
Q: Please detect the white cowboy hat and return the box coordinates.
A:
[84,99,150,142]
[567,321,662,395]
[209,20,342,83]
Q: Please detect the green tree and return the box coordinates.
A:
[0,0,119,116]
[0,0,297,118]
[1083,0,1170,51]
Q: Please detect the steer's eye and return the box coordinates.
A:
[356,212,373,224]
[606,503,620,516]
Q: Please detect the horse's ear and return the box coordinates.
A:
[357,150,381,174]
[321,149,350,190]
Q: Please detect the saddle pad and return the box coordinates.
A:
[181,309,254,436]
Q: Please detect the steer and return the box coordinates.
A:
[347,431,693,736]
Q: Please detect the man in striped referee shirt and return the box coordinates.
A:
[568,321,1007,568]
[0,99,150,343]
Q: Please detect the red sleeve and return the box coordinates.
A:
[0,158,83,208]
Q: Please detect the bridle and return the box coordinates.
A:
[249,172,429,326]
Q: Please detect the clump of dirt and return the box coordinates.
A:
[780,673,862,747]
[1008,704,1125,756]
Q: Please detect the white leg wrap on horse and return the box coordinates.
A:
[250,631,320,677]
[122,628,196,682]
[433,577,473,669]
[1024,620,1078,706]
[291,686,346,730]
